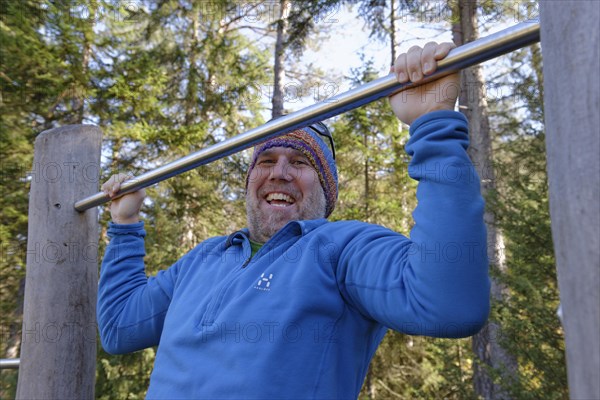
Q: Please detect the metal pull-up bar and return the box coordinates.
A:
[74,20,540,212]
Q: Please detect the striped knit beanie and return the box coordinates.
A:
[246,127,338,217]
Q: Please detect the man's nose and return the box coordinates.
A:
[269,159,293,181]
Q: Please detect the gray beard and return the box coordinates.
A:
[246,187,327,243]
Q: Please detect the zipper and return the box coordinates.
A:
[242,256,252,268]
[197,225,298,331]
[198,252,252,330]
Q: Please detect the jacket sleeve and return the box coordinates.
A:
[97,222,181,354]
[336,110,490,338]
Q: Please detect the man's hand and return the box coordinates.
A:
[101,173,146,224]
[389,42,460,125]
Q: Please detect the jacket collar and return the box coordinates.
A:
[224,218,329,249]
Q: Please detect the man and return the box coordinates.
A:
[98,42,490,398]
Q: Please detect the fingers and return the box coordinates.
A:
[393,42,456,84]
[101,173,133,198]
[394,52,408,82]
[434,42,456,60]
[406,45,425,82]
[421,42,439,75]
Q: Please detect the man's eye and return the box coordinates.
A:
[258,159,275,165]
[292,159,309,166]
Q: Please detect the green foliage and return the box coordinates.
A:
[96,347,155,400]
[422,337,476,399]
[486,132,567,398]
[285,0,346,57]
[361,333,476,399]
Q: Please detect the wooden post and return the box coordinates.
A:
[539,2,600,399]
[16,125,102,399]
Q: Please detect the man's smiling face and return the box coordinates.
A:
[246,146,327,243]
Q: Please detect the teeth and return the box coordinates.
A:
[266,193,294,203]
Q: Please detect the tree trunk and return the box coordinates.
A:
[363,130,371,220]
[451,1,518,399]
[390,0,397,63]
[185,3,201,125]
[365,364,376,399]
[272,0,290,118]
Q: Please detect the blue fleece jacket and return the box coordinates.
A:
[98,111,490,399]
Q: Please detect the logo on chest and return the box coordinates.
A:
[254,272,274,292]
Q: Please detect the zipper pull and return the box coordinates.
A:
[242,256,252,268]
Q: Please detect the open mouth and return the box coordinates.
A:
[265,192,296,207]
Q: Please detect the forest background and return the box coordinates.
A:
[0,0,566,399]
